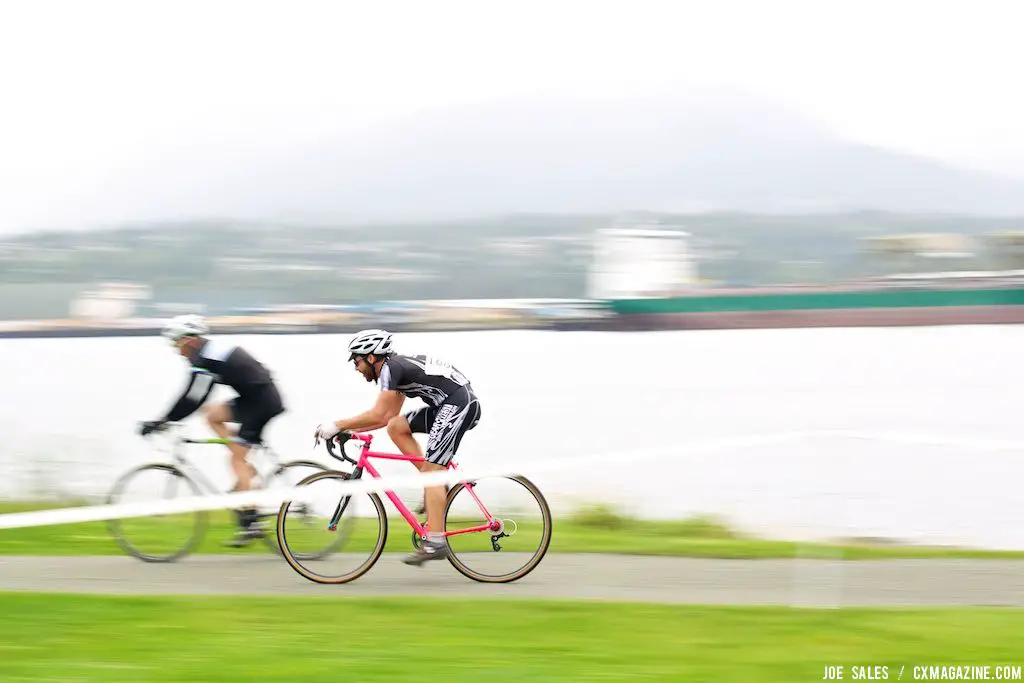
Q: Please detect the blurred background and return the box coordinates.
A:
[2,1,1024,678]
[4,1,1024,336]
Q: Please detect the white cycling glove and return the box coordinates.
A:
[315,422,341,440]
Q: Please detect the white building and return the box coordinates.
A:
[586,224,696,299]
[69,282,152,322]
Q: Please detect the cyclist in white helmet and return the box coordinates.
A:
[315,328,481,566]
[140,314,287,546]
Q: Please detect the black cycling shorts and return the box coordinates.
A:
[226,385,285,446]
[404,386,481,467]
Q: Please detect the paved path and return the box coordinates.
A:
[2,554,1024,606]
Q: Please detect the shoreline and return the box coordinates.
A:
[2,307,1024,339]
[2,313,1023,339]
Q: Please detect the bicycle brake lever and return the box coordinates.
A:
[322,435,354,465]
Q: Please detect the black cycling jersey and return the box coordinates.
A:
[162,338,279,423]
[379,354,473,408]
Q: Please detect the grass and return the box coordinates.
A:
[0,593,1023,682]
[2,500,1024,559]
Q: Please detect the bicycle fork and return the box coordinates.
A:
[327,467,363,532]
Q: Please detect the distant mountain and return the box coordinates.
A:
[193,90,1024,220]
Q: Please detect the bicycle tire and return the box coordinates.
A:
[276,469,389,584]
[444,474,553,584]
[257,459,330,556]
[105,463,207,563]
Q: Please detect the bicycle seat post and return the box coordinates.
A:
[171,431,186,465]
[251,445,274,483]
[164,423,189,466]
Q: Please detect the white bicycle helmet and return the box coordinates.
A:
[162,313,209,343]
[347,328,394,360]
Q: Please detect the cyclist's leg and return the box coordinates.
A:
[203,400,258,542]
[387,407,429,465]
[230,410,280,544]
[216,390,285,544]
[404,392,482,565]
[390,408,451,514]
[204,400,257,490]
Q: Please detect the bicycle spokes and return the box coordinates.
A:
[276,470,387,583]
[444,475,551,582]
[105,464,206,563]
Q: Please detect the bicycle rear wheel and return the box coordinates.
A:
[105,463,207,563]
[276,470,388,584]
[443,474,552,583]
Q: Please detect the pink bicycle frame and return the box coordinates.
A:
[341,431,501,539]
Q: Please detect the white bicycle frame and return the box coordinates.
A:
[147,422,284,497]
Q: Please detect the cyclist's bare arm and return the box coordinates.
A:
[332,390,406,434]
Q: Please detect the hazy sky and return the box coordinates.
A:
[1,0,1022,234]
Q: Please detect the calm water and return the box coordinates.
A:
[2,325,1023,548]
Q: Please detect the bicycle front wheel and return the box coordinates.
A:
[105,463,207,563]
[276,470,388,584]
[256,459,331,558]
[443,474,552,583]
